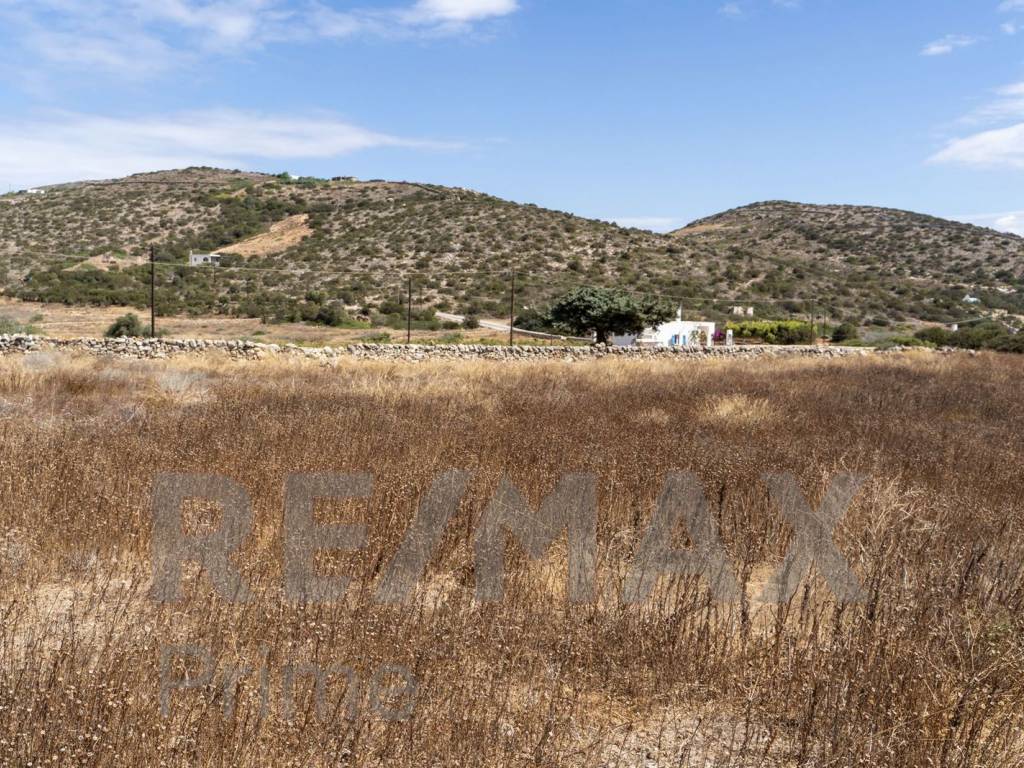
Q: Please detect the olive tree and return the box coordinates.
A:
[548,287,674,344]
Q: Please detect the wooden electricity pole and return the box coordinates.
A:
[508,270,516,347]
[150,245,156,337]
[406,278,413,345]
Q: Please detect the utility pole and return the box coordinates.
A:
[406,278,413,345]
[508,270,516,347]
[150,245,156,338]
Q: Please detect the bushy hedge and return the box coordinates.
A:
[831,323,859,343]
[105,313,144,338]
[915,323,1023,353]
[727,320,816,345]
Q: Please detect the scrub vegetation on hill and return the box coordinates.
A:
[2,168,1023,331]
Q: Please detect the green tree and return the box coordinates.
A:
[105,313,144,338]
[914,326,953,346]
[514,307,554,333]
[548,287,674,344]
[831,323,859,343]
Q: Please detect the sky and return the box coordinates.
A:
[0,0,1022,234]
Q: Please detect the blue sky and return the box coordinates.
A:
[0,0,1022,233]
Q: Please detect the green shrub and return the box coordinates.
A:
[914,327,952,346]
[514,308,555,333]
[831,323,859,343]
[0,315,39,335]
[915,323,1024,354]
[463,314,481,330]
[106,313,145,338]
[988,334,1024,354]
[727,320,816,345]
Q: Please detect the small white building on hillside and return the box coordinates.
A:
[189,251,222,267]
[611,310,716,348]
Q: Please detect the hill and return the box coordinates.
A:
[674,201,1024,312]
[2,169,1022,329]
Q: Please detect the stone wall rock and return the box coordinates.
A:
[0,334,938,363]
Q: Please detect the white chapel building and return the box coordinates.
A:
[611,310,717,348]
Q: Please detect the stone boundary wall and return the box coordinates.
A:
[0,333,897,362]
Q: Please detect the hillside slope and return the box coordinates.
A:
[2,170,1022,327]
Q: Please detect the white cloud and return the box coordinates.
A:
[717,1,801,20]
[0,0,520,78]
[967,81,1024,123]
[612,216,683,232]
[956,211,1024,236]
[933,81,1024,169]
[995,212,1024,234]
[0,110,461,188]
[409,0,518,23]
[931,123,1024,169]
[921,34,978,56]
[1004,22,1019,34]
[998,0,1024,11]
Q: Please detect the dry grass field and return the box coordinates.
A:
[0,351,1022,766]
[0,297,512,346]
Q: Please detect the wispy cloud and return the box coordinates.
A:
[956,211,1024,236]
[1004,22,1019,34]
[931,82,1024,169]
[718,0,803,16]
[0,0,520,79]
[931,124,1024,169]
[0,110,461,188]
[998,0,1024,11]
[964,82,1024,123]
[406,0,519,23]
[920,34,978,56]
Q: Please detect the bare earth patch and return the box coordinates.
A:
[217,213,313,257]
[63,253,148,272]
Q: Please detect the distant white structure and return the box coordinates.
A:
[730,306,755,317]
[189,251,222,267]
[611,309,716,348]
[25,188,45,195]
[963,295,981,305]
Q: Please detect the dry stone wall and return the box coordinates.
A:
[0,334,901,363]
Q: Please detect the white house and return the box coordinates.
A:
[189,251,222,267]
[611,310,716,348]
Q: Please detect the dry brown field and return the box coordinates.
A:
[0,351,1022,766]
[0,297,512,345]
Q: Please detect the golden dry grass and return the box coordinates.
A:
[0,296,512,345]
[0,351,1022,766]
